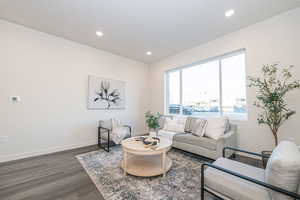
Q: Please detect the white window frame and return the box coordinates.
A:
[165,49,247,120]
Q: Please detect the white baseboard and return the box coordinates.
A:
[0,139,98,163]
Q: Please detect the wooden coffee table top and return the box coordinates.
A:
[121,136,172,155]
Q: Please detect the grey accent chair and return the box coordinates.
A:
[168,116,237,160]
[98,119,131,152]
[201,141,300,200]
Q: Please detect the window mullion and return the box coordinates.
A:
[179,69,183,115]
[165,73,170,114]
[219,59,223,116]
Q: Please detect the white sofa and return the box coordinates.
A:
[158,116,237,160]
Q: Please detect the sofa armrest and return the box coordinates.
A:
[216,130,237,158]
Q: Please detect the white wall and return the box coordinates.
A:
[149,8,300,153]
[0,20,149,162]
[1,7,300,162]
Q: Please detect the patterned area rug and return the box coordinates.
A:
[76,146,219,200]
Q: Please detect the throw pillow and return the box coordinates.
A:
[204,117,229,140]
[112,118,122,130]
[265,141,300,200]
[185,117,198,133]
[192,119,207,137]
[163,117,186,133]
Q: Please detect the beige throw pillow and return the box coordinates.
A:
[192,119,207,137]
[204,117,229,140]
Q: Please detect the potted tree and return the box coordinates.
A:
[145,111,161,137]
[248,63,300,167]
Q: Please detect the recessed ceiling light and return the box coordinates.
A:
[146,51,152,55]
[96,31,103,37]
[225,9,235,17]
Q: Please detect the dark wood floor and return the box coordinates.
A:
[0,145,104,200]
[0,145,262,200]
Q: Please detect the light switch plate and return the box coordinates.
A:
[11,96,20,102]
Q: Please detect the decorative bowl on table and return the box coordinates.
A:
[142,137,160,147]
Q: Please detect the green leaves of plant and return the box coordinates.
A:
[145,111,161,130]
[248,63,300,145]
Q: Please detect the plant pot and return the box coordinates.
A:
[262,151,272,168]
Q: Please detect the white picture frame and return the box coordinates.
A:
[88,75,125,110]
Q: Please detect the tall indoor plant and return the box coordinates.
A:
[248,63,300,146]
[145,111,161,137]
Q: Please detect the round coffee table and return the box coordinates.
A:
[121,136,172,177]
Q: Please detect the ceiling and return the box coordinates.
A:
[1,0,300,64]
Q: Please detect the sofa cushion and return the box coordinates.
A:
[204,117,229,140]
[163,117,186,132]
[173,134,217,150]
[204,157,269,200]
[265,141,300,200]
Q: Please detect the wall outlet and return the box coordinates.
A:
[0,136,8,143]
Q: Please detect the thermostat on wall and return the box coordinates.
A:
[11,96,20,102]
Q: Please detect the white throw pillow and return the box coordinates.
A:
[265,141,300,200]
[204,117,229,140]
[192,119,207,137]
[112,118,122,129]
[163,117,186,133]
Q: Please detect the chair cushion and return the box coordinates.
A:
[204,117,229,140]
[204,157,269,200]
[173,134,217,150]
[265,141,300,200]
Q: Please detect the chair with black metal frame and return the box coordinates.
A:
[98,122,132,152]
[201,146,300,200]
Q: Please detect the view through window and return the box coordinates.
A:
[165,50,247,119]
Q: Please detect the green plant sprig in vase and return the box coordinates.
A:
[145,111,161,137]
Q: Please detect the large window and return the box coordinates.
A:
[165,50,247,120]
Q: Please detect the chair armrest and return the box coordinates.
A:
[201,163,300,199]
[123,125,132,136]
[222,147,268,158]
[98,126,111,132]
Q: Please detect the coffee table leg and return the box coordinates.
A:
[123,151,127,176]
[162,152,166,177]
